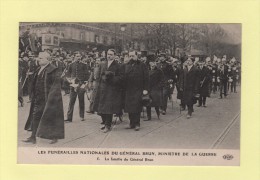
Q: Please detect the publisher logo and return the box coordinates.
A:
[223,154,234,160]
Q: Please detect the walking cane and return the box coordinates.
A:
[21,74,28,89]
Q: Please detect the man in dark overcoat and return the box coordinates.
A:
[93,49,124,133]
[197,61,211,107]
[144,61,163,121]
[179,58,200,119]
[124,51,149,131]
[157,54,174,115]
[65,52,89,122]
[23,51,64,144]
[217,59,229,99]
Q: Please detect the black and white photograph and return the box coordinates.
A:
[17,22,241,165]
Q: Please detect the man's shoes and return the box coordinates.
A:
[186,114,191,119]
[86,110,94,114]
[197,105,201,107]
[81,118,85,121]
[27,100,31,103]
[100,126,105,130]
[203,105,207,107]
[103,127,111,133]
[135,126,140,131]
[23,137,36,144]
[144,118,151,121]
[125,125,135,129]
[218,97,222,99]
[50,139,58,144]
[64,119,72,123]
[181,107,186,111]
[100,121,105,125]
[161,111,166,115]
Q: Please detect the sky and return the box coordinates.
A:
[220,24,241,44]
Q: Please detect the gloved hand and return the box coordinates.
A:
[105,71,114,79]
[143,90,148,95]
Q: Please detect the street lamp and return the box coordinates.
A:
[120,24,127,51]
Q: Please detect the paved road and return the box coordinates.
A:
[18,87,240,149]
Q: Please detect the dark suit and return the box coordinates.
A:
[146,67,163,119]
[124,60,149,128]
[66,61,89,121]
[198,66,210,106]
[158,61,174,112]
[217,65,229,98]
[179,65,200,115]
[93,60,124,129]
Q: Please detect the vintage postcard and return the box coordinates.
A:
[0,0,260,180]
[17,22,241,166]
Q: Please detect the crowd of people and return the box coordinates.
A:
[18,48,241,144]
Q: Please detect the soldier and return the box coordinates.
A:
[124,50,149,131]
[23,52,64,144]
[65,52,89,122]
[93,49,124,133]
[197,60,211,107]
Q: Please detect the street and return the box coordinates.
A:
[18,87,240,149]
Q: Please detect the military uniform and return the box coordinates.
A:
[66,61,89,122]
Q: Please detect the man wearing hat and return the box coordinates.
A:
[157,53,174,115]
[179,58,200,119]
[92,49,124,133]
[217,59,229,99]
[124,50,149,131]
[23,51,65,144]
[197,60,211,107]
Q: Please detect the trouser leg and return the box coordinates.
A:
[67,88,77,121]
[223,81,227,96]
[146,106,151,119]
[101,114,113,129]
[155,106,160,118]
[187,104,193,116]
[129,113,141,127]
[161,88,169,111]
[198,95,202,106]
[219,82,223,98]
[78,89,85,118]
[202,96,206,105]
[31,103,44,138]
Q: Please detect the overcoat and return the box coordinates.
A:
[124,60,149,113]
[179,65,200,106]
[148,67,163,107]
[24,64,65,139]
[93,60,124,114]
[198,66,210,97]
